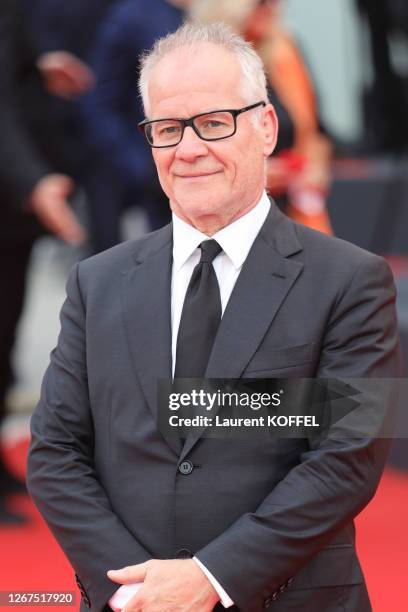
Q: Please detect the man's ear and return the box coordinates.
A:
[262,103,279,157]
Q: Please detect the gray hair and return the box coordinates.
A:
[138,21,268,118]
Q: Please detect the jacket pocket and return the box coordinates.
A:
[245,343,314,374]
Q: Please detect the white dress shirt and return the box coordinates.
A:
[171,191,270,376]
[109,191,271,611]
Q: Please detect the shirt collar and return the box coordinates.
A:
[172,191,271,270]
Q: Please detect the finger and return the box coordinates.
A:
[122,590,146,612]
[55,215,86,245]
[54,175,74,197]
[45,201,86,245]
[107,562,149,585]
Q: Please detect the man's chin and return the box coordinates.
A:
[179,191,222,207]
[171,197,225,226]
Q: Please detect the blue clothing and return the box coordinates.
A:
[77,0,184,251]
[16,0,116,179]
[80,0,184,196]
[20,0,116,58]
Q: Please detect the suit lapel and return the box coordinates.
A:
[121,225,182,456]
[180,205,304,459]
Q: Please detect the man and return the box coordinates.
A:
[27,23,400,611]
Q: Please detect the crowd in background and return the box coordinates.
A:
[1,0,407,524]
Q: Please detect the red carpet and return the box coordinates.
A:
[0,439,77,611]
[356,467,408,611]
[1,438,407,611]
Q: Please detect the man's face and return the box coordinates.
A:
[147,43,277,232]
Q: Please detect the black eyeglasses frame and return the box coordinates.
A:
[138,101,266,148]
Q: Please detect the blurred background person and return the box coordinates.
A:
[19,0,120,251]
[0,0,86,523]
[79,0,189,254]
[356,0,408,154]
[189,0,333,235]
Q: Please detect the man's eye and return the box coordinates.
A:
[203,120,225,129]
[158,125,180,136]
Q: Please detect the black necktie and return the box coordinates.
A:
[175,240,222,379]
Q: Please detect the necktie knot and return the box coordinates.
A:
[199,240,222,264]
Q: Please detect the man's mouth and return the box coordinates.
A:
[175,171,222,179]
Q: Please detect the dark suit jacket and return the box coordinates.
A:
[21,0,115,58]
[0,0,49,242]
[18,0,118,181]
[27,204,401,611]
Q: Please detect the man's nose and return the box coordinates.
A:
[174,125,209,161]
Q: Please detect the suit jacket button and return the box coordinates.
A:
[264,596,272,608]
[176,547,193,559]
[178,460,194,475]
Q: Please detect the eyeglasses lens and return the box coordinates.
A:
[193,112,235,140]
[146,111,235,146]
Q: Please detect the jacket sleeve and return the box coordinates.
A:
[27,263,152,612]
[195,254,401,610]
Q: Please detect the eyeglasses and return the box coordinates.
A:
[138,101,266,148]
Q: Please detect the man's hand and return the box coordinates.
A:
[108,559,220,612]
[28,174,86,245]
[37,51,95,99]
